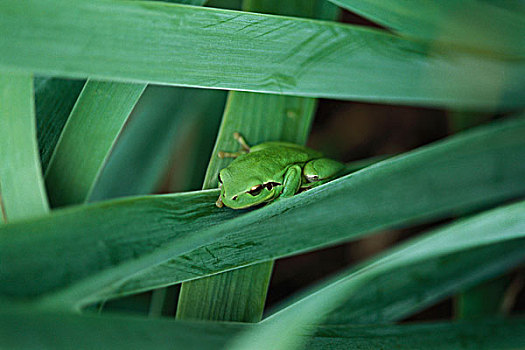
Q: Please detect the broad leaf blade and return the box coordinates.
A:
[34,77,85,172]
[307,318,525,350]
[328,0,525,58]
[0,190,236,301]
[456,275,512,319]
[1,117,524,307]
[1,0,524,109]
[229,201,525,350]
[44,80,145,207]
[322,234,525,324]
[0,72,49,222]
[242,0,339,20]
[89,86,226,200]
[0,305,240,349]
[2,305,524,349]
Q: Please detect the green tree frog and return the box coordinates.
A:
[216,132,345,209]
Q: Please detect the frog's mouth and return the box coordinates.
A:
[217,181,282,209]
[224,190,276,209]
[230,193,274,209]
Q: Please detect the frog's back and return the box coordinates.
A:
[224,142,321,180]
[220,142,322,188]
[250,141,322,159]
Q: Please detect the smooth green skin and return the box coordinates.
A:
[217,140,344,209]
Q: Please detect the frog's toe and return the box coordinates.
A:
[233,132,251,152]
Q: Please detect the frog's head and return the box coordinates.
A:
[216,168,281,209]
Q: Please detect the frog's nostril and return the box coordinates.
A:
[232,195,238,200]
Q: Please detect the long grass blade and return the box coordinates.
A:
[34,77,85,172]
[90,86,226,200]
[2,305,524,349]
[321,232,525,324]
[328,0,525,58]
[0,189,237,302]
[0,304,241,349]
[456,275,512,319]
[1,116,524,308]
[44,80,145,207]
[177,262,275,322]
[229,201,525,350]
[1,0,524,109]
[0,72,48,222]
[242,0,339,19]
[307,318,525,350]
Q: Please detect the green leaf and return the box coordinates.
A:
[321,233,524,324]
[456,275,512,319]
[207,0,242,10]
[0,72,49,222]
[0,304,241,349]
[242,0,339,19]
[166,0,208,4]
[1,0,524,109]
[230,201,525,350]
[0,189,237,305]
[1,304,524,349]
[1,116,524,308]
[328,0,525,58]
[447,111,493,134]
[44,80,146,207]
[177,261,275,322]
[89,86,226,201]
[34,77,85,172]
[307,318,525,350]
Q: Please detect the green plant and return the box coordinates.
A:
[1,0,524,349]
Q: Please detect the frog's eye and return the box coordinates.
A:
[264,182,282,191]
[264,182,281,191]
[218,173,223,183]
[247,185,263,196]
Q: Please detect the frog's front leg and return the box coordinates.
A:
[278,164,303,199]
[303,158,345,187]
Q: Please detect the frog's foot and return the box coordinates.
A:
[233,132,251,152]
[218,151,246,158]
[217,132,251,158]
[216,194,224,208]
